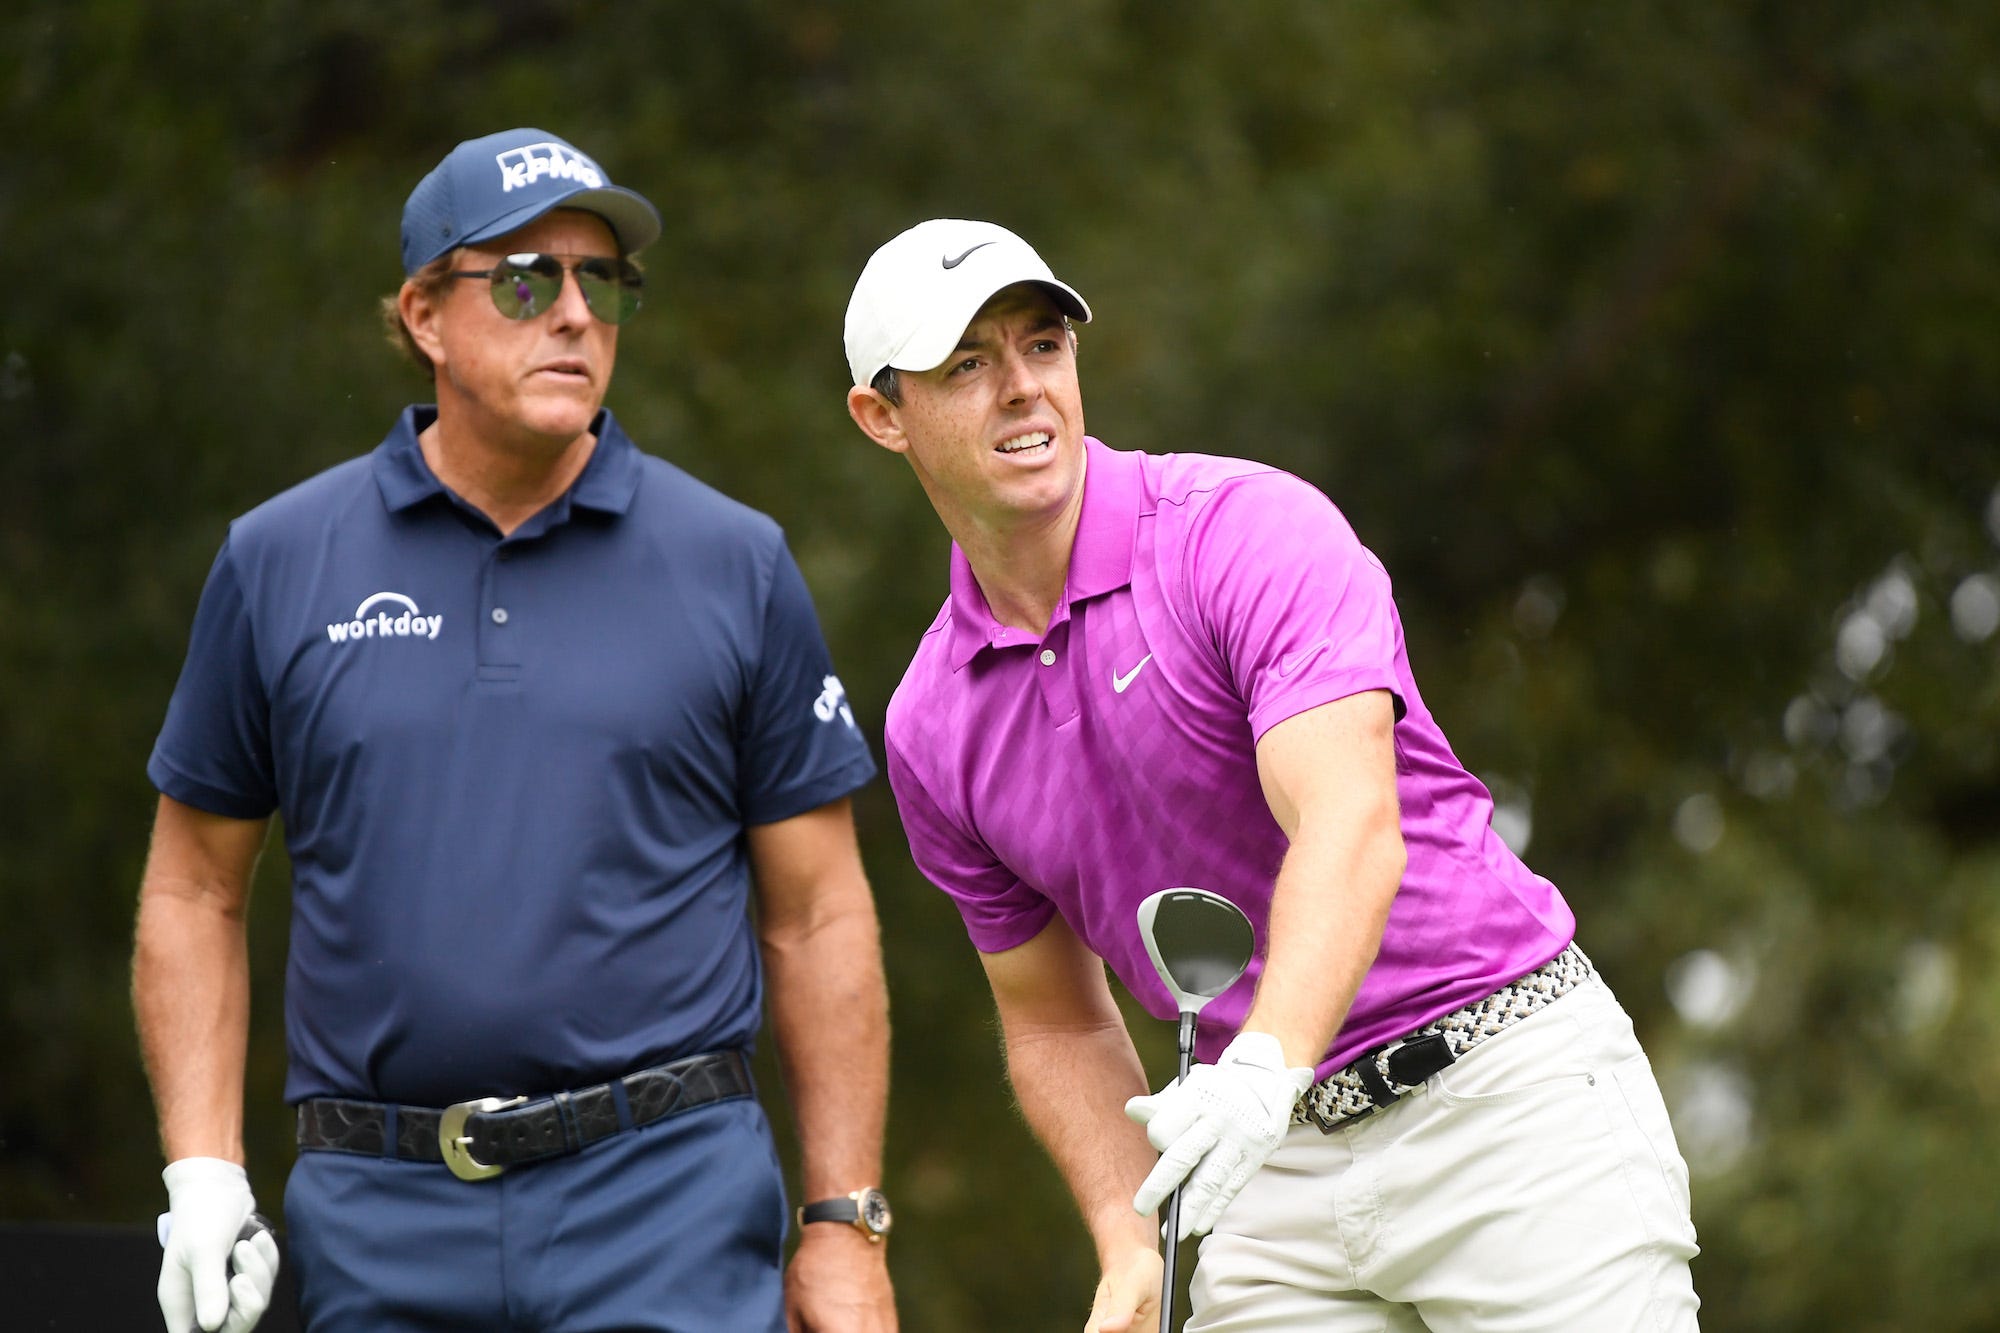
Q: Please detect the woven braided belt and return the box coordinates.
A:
[1295,944,1593,1132]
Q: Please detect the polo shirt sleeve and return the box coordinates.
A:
[1177,471,1405,743]
[735,540,878,825]
[147,531,279,819]
[884,735,1057,953]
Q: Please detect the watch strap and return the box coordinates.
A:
[798,1196,861,1226]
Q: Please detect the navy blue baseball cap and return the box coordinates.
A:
[400,128,663,275]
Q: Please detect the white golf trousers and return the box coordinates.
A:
[1188,974,1700,1331]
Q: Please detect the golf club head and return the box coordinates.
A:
[1136,887,1256,1016]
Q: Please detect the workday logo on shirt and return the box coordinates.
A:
[495,142,604,193]
[327,592,443,645]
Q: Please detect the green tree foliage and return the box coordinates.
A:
[4,3,1998,1328]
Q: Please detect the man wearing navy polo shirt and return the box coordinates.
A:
[134,129,897,1333]
[843,220,1698,1332]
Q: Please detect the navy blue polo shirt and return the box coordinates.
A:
[149,407,876,1107]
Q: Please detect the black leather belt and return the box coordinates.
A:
[296,1049,753,1181]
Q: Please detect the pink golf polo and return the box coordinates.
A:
[885,438,1575,1076]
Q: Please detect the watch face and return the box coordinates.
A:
[859,1189,893,1234]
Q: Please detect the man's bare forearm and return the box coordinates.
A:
[751,796,898,1328]
[1242,808,1404,1068]
[762,887,891,1198]
[133,877,252,1159]
[132,797,267,1163]
[1002,1018,1160,1262]
[1245,693,1407,1068]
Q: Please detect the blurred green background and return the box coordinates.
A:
[6,2,2000,1328]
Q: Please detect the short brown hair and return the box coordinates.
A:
[380,253,457,377]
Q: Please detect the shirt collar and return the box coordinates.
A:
[945,436,1142,670]
[371,405,643,518]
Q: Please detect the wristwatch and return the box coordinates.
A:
[797,1187,893,1243]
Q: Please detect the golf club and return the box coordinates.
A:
[1135,886,1256,1333]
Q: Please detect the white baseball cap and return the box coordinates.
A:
[844,219,1091,388]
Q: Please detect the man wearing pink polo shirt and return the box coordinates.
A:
[843,219,1699,1332]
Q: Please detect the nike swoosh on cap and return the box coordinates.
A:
[942,242,996,269]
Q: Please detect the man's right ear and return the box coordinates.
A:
[399,280,447,370]
[846,385,908,455]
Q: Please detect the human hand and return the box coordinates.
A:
[157,1158,279,1332]
[1125,1031,1314,1239]
[1082,1243,1163,1333]
[784,1226,896,1332]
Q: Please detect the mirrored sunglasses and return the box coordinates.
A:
[450,252,644,324]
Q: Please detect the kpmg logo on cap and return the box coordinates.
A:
[495,142,605,194]
[327,591,444,645]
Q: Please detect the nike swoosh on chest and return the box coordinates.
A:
[1111,653,1154,693]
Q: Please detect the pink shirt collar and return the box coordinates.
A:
[944,437,1141,670]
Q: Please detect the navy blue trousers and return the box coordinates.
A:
[284,1097,788,1332]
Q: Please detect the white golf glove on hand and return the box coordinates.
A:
[1126,1031,1315,1239]
[157,1157,280,1333]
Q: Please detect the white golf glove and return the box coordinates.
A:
[1126,1031,1314,1239]
[157,1157,280,1333]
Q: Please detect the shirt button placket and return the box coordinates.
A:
[1037,632,1077,724]
[480,546,520,671]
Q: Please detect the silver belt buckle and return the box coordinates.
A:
[439,1095,527,1182]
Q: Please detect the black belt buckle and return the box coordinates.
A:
[1351,1030,1457,1115]
[1383,1032,1455,1086]
[439,1094,527,1181]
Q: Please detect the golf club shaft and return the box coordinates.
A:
[1160,1012,1197,1333]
